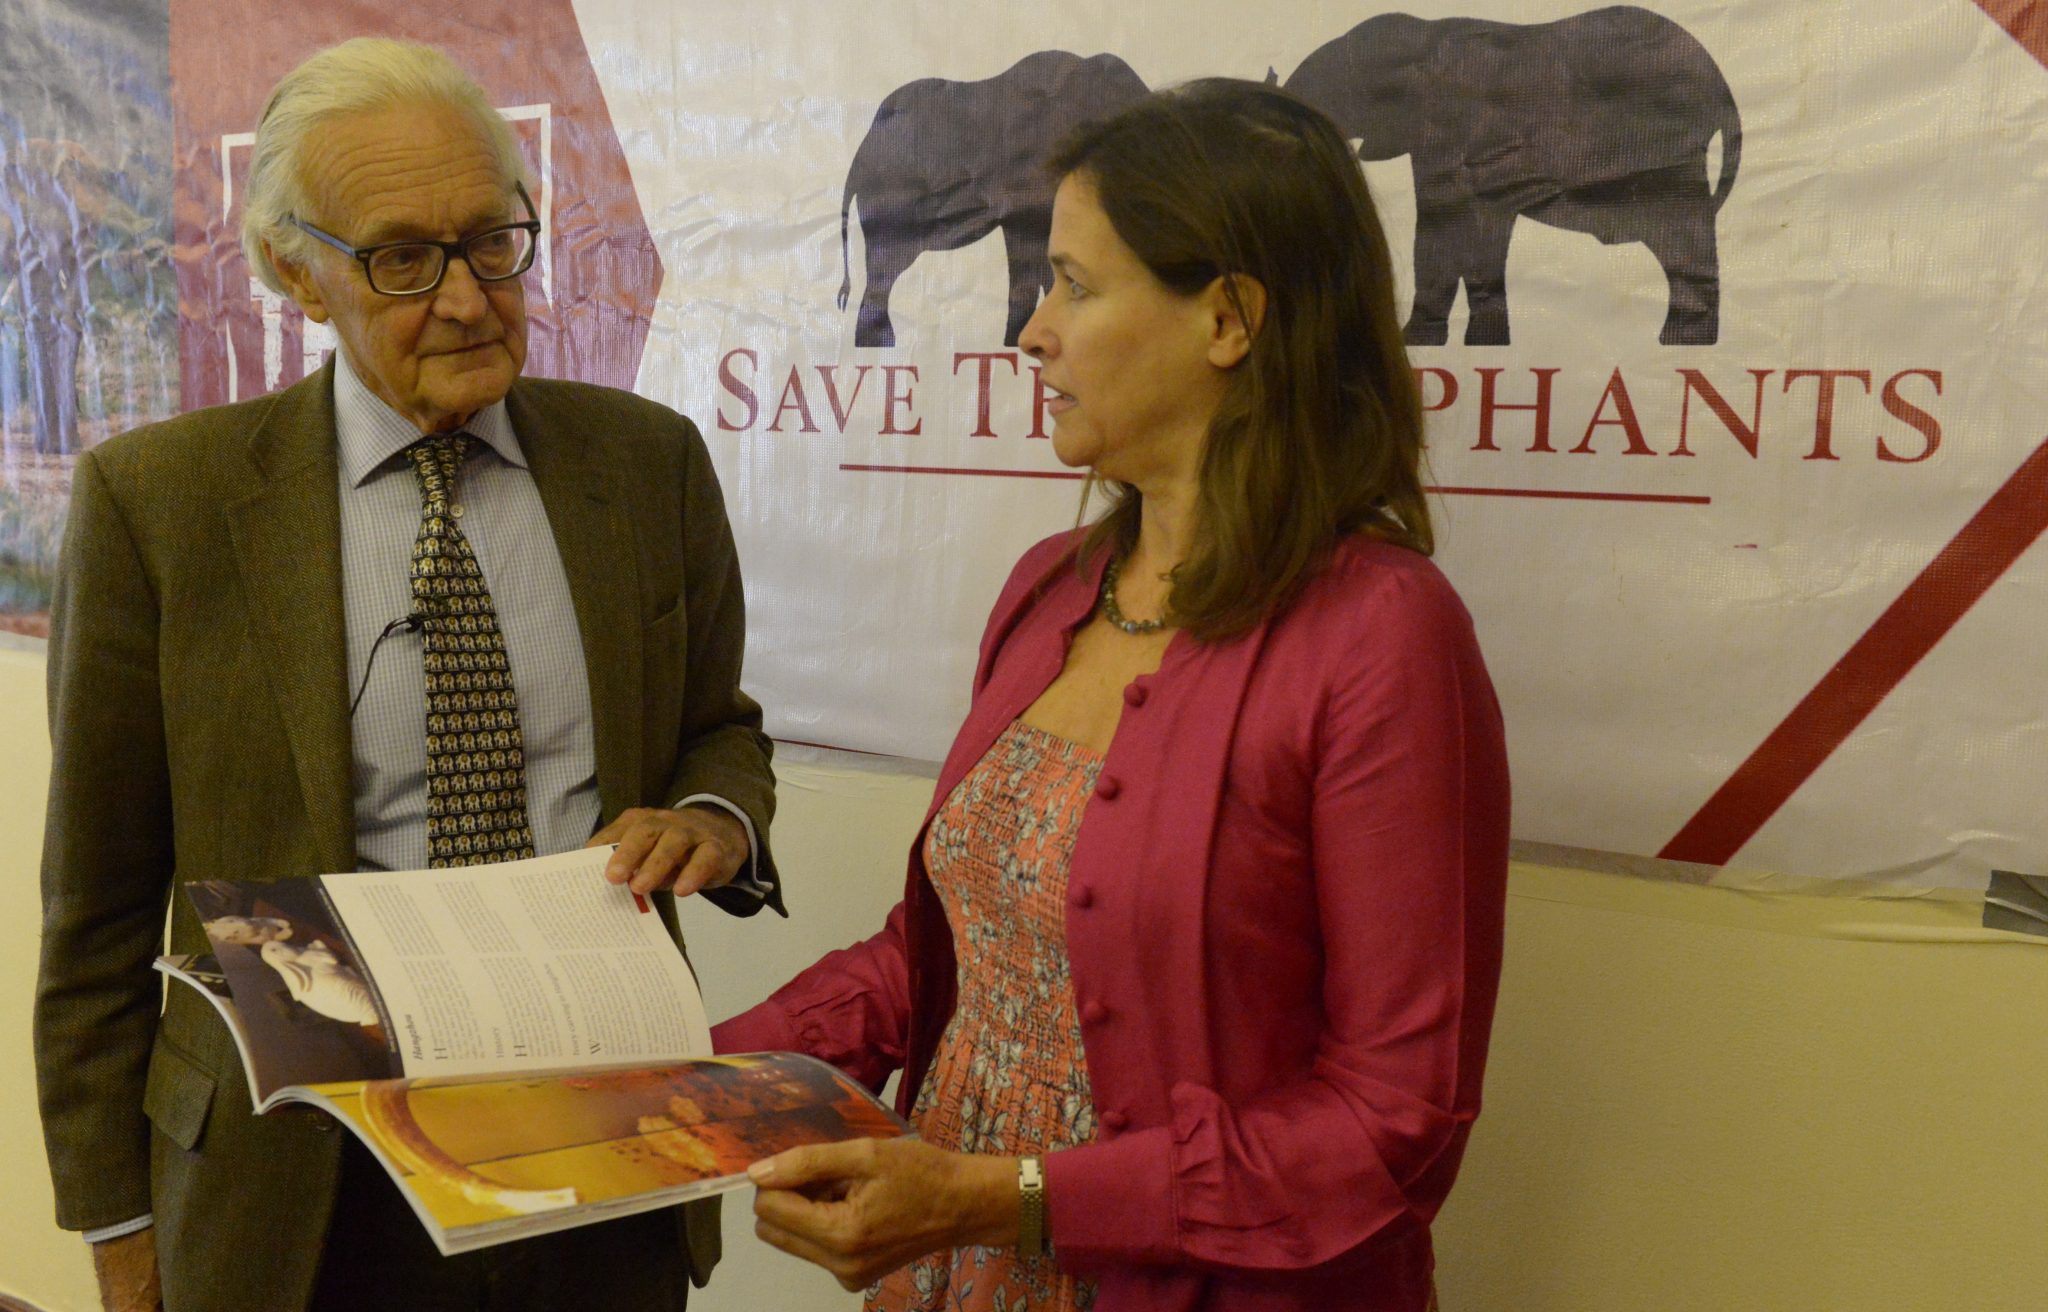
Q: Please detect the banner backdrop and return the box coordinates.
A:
[4,0,2047,891]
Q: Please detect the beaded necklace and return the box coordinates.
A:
[1099,555,1168,635]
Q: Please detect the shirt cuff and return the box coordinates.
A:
[83,1214,153,1244]
[671,793,772,900]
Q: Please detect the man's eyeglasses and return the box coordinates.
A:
[288,182,541,297]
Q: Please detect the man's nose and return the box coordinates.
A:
[432,254,489,322]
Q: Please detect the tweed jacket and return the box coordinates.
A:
[715,529,1509,1312]
[34,361,779,1310]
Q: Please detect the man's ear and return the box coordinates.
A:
[268,241,331,325]
[1205,274,1266,370]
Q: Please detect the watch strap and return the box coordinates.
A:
[1017,1156,1047,1259]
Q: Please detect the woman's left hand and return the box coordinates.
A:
[748,1138,1021,1290]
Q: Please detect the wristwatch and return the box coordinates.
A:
[1018,1156,1047,1259]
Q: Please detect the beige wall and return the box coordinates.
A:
[0,647,94,1312]
[4,641,2045,1311]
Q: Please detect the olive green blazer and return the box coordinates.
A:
[34,361,779,1310]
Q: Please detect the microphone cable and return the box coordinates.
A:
[349,611,428,719]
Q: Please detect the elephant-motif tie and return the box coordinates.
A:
[404,433,535,867]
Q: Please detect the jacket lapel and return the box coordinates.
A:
[223,364,355,874]
[1139,618,1270,1089]
[932,547,1104,813]
[509,382,643,819]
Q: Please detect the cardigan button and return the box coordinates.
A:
[1094,775,1121,801]
[1122,682,1148,708]
[1101,1110,1130,1133]
[1081,1000,1108,1024]
[1071,885,1094,909]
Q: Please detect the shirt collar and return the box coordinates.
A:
[333,347,526,489]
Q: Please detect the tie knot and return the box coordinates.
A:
[405,432,474,510]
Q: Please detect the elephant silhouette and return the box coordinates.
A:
[1286,7,1741,346]
[838,51,1149,347]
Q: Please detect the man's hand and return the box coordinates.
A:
[92,1229,161,1312]
[589,804,748,896]
[748,1138,1020,1290]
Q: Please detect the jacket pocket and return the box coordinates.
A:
[645,590,682,630]
[143,1036,217,1152]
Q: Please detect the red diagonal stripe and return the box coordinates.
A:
[1976,2,2048,68]
[1661,435,2048,866]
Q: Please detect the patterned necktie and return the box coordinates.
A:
[405,433,535,867]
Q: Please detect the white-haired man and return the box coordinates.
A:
[35,38,779,1311]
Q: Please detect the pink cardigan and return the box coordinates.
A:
[714,531,1510,1312]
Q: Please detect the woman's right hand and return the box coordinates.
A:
[749,1138,1021,1290]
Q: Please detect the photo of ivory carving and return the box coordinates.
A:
[838,6,1741,349]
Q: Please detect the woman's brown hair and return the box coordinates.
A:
[1050,78,1430,640]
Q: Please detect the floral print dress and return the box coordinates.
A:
[867,719,1102,1312]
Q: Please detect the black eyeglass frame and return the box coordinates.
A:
[288,181,542,297]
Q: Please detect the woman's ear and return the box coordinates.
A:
[1206,274,1266,369]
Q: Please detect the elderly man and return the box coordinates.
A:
[34,38,778,1312]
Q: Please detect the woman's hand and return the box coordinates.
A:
[749,1138,1021,1290]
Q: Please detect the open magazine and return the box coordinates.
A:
[157,847,906,1255]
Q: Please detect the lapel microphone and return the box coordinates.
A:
[349,609,430,719]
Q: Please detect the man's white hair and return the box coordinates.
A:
[241,38,530,295]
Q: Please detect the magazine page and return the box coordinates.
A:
[151,952,286,1101]
[157,952,237,1011]
[187,880,400,1099]
[319,848,712,1080]
[299,1052,911,1254]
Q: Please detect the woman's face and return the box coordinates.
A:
[1019,174,1237,487]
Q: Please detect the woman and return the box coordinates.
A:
[713,78,1509,1312]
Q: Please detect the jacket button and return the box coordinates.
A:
[1081,1000,1108,1024]
[1071,885,1093,909]
[1122,682,1148,708]
[1094,775,1121,801]
[1101,1110,1130,1132]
